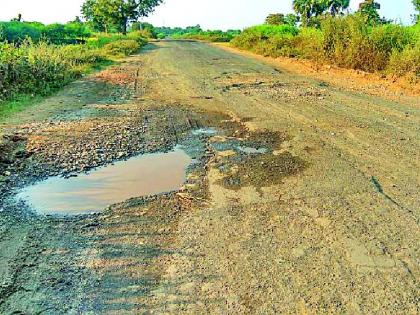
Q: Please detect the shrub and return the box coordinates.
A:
[102,39,142,56]
[387,41,420,79]
[232,25,298,51]
[321,15,417,72]
[292,28,324,60]
[60,45,106,65]
[0,21,91,44]
[232,16,419,78]
[0,33,147,103]
[171,30,240,42]
[0,41,75,101]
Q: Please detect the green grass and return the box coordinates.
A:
[0,94,44,121]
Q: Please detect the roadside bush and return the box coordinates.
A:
[0,34,147,103]
[232,25,299,51]
[134,28,156,39]
[321,15,416,71]
[172,30,240,42]
[61,45,106,65]
[232,15,419,78]
[0,41,75,101]
[88,32,146,49]
[292,28,324,60]
[103,39,142,56]
[387,41,420,79]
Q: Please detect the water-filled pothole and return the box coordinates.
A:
[16,149,192,216]
[237,146,268,154]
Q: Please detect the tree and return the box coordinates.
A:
[293,0,314,25]
[285,14,300,26]
[293,0,350,26]
[81,0,162,34]
[413,0,420,23]
[292,0,328,26]
[265,13,286,25]
[326,0,350,16]
[358,0,381,25]
[11,14,22,22]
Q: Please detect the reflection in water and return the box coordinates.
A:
[17,149,191,215]
[237,146,268,154]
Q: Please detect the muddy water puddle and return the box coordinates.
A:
[16,149,192,215]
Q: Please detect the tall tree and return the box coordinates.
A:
[293,0,314,25]
[358,0,381,25]
[293,0,350,25]
[326,0,350,16]
[265,14,286,25]
[81,0,162,34]
[292,0,329,26]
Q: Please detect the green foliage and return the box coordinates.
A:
[0,41,75,101]
[321,15,416,71]
[82,0,162,34]
[265,14,286,25]
[387,40,420,79]
[293,0,350,26]
[232,15,419,79]
[284,14,300,27]
[172,29,241,42]
[156,25,240,42]
[0,21,91,44]
[358,0,382,25]
[413,0,420,23]
[0,33,147,103]
[231,25,298,50]
[154,25,202,38]
[265,13,300,27]
[0,22,43,43]
[103,39,143,56]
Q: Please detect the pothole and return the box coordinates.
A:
[237,146,268,154]
[15,148,192,216]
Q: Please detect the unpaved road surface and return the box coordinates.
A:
[0,40,419,314]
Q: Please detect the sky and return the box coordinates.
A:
[0,0,416,29]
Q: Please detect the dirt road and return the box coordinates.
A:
[0,40,419,314]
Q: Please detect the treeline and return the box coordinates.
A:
[0,20,90,44]
[232,0,420,80]
[129,23,241,42]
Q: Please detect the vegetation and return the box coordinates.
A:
[152,25,240,42]
[232,2,420,81]
[265,13,299,26]
[293,0,350,26]
[81,0,162,34]
[0,0,163,111]
[171,29,241,42]
[414,0,420,23]
[0,20,91,44]
[0,32,146,105]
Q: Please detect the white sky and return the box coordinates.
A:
[0,0,416,29]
